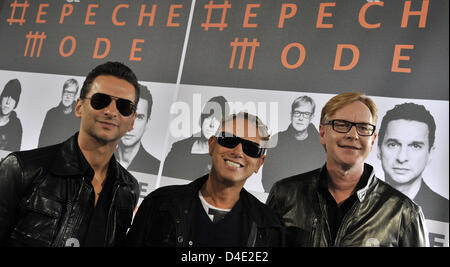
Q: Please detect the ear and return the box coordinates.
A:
[208,136,216,156]
[145,116,151,131]
[127,112,137,131]
[427,145,435,166]
[254,155,266,174]
[319,124,326,146]
[74,98,83,118]
[369,132,377,152]
[144,121,150,131]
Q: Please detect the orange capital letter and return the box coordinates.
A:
[60,4,74,24]
[243,4,260,28]
[401,0,429,28]
[167,4,182,27]
[93,38,111,59]
[392,44,414,73]
[130,39,145,61]
[279,4,297,28]
[36,3,49,24]
[359,1,384,29]
[138,4,157,26]
[112,4,129,26]
[85,4,98,25]
[59,36,76,58]
[334,44,360,71]
[317,2,335,28]
[281,43,306,69]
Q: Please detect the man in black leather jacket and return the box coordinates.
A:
[126,112,284,247]
[0,62,140,246]
[267,92,428,247]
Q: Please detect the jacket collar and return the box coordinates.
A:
[355,164,377,202]
[181,175,280,228]
[318,163,378,203]
[48,132,134,185]
[49,132,86,176]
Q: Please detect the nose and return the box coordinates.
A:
[103,99,119,117]
[345,125,359,139]
[230,143,244,157]
[5,97,11,105]
[209,118,218,128]
[396,145,408,163]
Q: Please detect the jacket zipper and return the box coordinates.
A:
[333,201,359,247]
[104,183,121,246]
[317,193,333,246]
[53,178,85,247]
[247,222,258,247]
[310,218,318,246]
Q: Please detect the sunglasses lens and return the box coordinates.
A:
[242,142,262,158]
[90,93,110,110]
[217,134,264,158]
[116,99,135,116]
[89,93,135,116]
[217,136,239,149]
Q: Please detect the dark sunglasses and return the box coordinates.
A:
[84,93,136,116]
[216,132,266,158]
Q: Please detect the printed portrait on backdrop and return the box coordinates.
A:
[377,102,449,223]
[261,95,325,193]
[0,79,23,151]
[116,84,161,175]
[38,78,80,148]
[162,95,230,181]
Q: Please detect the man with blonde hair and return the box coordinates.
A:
[267,92,428,247]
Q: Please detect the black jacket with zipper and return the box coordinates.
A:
[0,133,140,247]
[126,175,284,247]
[267,164,429,247]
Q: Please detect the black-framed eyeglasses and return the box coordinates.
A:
[84,93,136,117]
[216,132,266,158]
[292,111,313,119]
[323,119,376,136]
[62,90,77,97]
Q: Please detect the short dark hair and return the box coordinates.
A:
[138,83,153,119]
[378,102,436,150]
[1,79,22,109]
[80,61,140,105]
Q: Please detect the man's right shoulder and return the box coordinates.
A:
[144,183,192,201]
[271,168,320,194]
[6,144,61,171]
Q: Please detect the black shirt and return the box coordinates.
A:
[318,165,370,246]
[75,142,117,247]
[194,197,242,247]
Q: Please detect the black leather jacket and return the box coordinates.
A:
[126,175,284,247]
[267,164,429,247]
[0,133,140,247]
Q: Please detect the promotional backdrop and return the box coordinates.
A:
[0,0,448,246]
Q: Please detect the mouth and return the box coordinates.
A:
[224,159,244,168]
[98,120,119,127]
[393,167,410,174]
[123,133,134,139]
[338,144,361,150]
